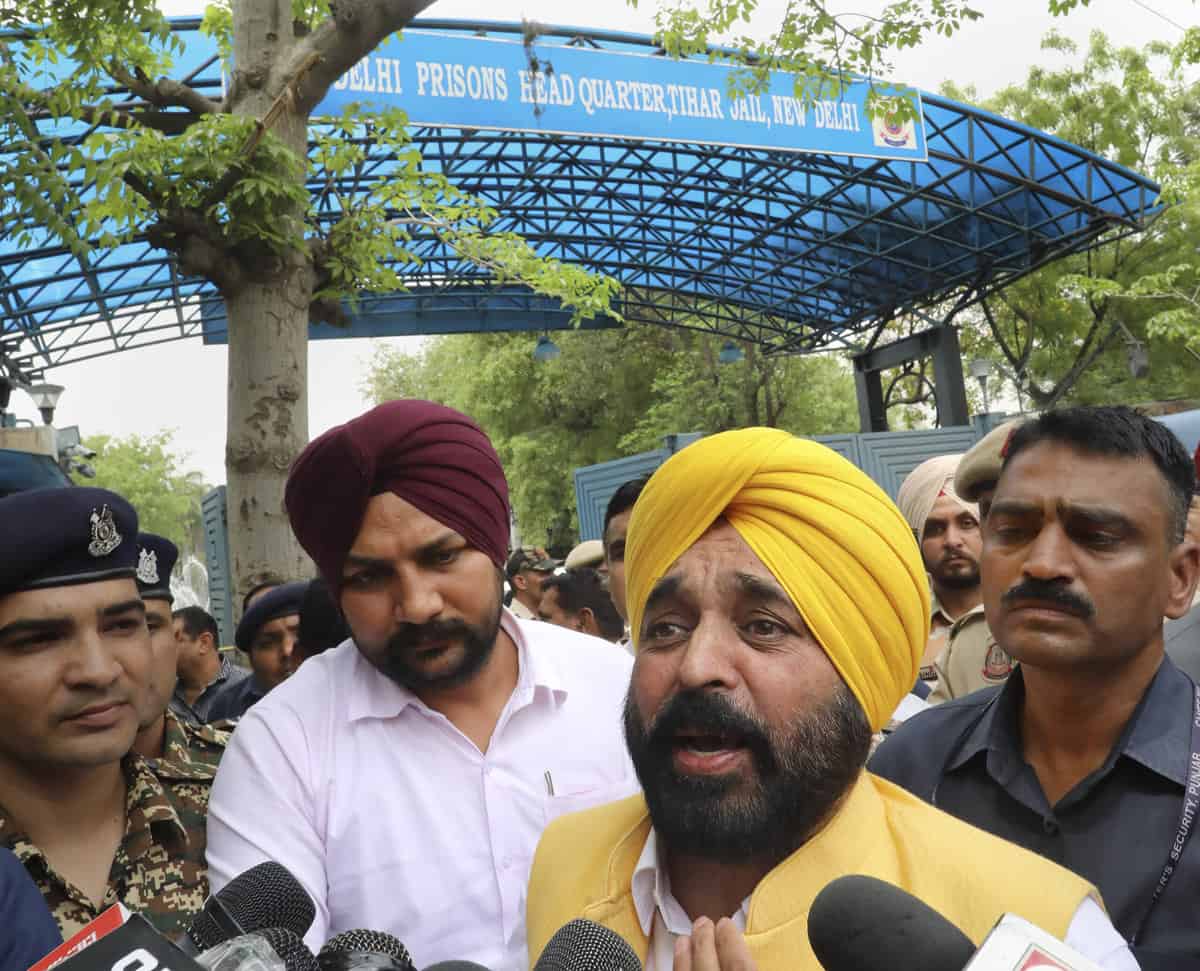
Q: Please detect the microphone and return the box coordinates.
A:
[808,874,974,970]
[421,963,492,971]
[317,931,416,971]
[533,919,642,971]
[808,875,1104,971]
[197,929,319,971]
[183,862,317,955]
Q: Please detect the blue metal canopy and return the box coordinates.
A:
[0,19,1160,376]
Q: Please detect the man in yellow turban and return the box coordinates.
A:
[526,428,1133,971]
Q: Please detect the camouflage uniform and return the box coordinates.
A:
[144,707,230,779]
[0,752,211,943]
[927,604,1014,704]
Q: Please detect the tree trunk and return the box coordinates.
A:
[225,0,313,612]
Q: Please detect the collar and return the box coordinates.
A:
[947,659,1194,788]
[347,608,568,722]
[606,774,890,936]
[0,755,190,863]
[631,829,749,937]
[212,654,241,688]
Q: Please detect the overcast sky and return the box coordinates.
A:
[17,0,1195,485]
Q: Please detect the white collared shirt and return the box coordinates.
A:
[207,611,637,969]
[629,828,1139,971]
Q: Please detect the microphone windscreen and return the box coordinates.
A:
[422,963,492,971]
[259,929,321,971]
[189,862,317,950]
[807,875,975,971]
[318,930,416,971]
[533,919,641,971]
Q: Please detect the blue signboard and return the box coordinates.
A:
[317,31,927,161]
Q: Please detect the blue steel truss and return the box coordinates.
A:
[0,19,1160,377]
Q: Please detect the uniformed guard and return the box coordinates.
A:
[925,420,1025,702]
[0,489,209,941]
[132,532,229,777]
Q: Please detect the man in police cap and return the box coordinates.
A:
[0,488,209,940]
[130,533,229,777]
[206,580,306,721]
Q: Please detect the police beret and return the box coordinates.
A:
[954,419,1027,502]
[235,580,307,652]
[135,532,179,603]
[0,487,139,598]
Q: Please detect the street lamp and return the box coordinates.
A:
[533,334,561,362]
[968,358,992,414]
[26,382,64,425]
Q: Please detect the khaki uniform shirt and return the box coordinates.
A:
[1,715,224,942]
[920,596,957,688]
[509,598,536,621]
[928,604,1015,704]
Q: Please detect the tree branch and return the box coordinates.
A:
[288,0,441,115]
[108,64,220,116]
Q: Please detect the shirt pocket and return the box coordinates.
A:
[542,772,639,825]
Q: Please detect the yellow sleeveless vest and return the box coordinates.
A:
[526,772,1100,970]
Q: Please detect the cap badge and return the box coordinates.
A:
[88,504,123,558]
[136,547,160,585]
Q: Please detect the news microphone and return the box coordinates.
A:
[182,862,317,955]
[45,914,207,971]
[317,931,416,971]
[533,919,642,971]
[197,929,319,971]
[808,875,974,971]
[421,962,492,971]
[808,875,1104,971]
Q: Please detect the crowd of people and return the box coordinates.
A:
[1,398,1198,971]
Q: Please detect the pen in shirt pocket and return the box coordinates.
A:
[544,770,555,796]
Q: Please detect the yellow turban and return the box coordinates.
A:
[626,428,930,732]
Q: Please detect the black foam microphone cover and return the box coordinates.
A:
[188,862,318,951]
[807,875,975,971]
[318,930,417,971]
[533,919,641,971]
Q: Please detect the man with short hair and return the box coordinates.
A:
[208,401,636,965]
[172,606,248,724]
[505,548,558,620]
[206,581,304,722]
[0,488,209,940]
[131,534,228,777]
[527,428,1133,971]
[896,454,984,690]
[872,406,1200,965]
[538,567,625,643]
[603,475,650,641]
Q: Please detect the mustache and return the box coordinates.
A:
[1001,578,1095,618]
[386,619,476,654]
[644,690,777,771]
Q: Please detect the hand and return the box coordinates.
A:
[674,917,757,971]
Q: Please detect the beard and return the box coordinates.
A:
[623,682,871,864]
[930,553,980,590]
[374,595,502,693]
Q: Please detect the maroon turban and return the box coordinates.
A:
[285,400,510,592]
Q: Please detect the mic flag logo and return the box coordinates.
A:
[1017,947,1073,971]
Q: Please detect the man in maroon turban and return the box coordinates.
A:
[206,400,638,971]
